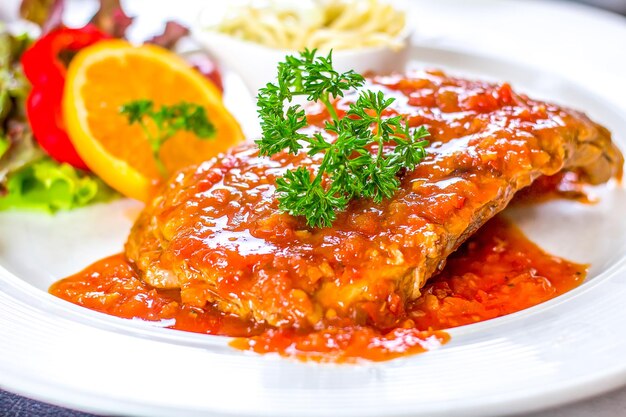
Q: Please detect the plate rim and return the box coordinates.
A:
[2,6,626,417]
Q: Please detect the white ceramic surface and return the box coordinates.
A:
[192,1,412,93]
[1,1,626,417]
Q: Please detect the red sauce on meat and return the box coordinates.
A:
[121,69,610,340]
[50,216,586,362]
[513,170,591,205]
[49,69,611,362]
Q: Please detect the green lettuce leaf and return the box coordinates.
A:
[0,136,8,158]
[0,157,117,212]
[0,30,118,213]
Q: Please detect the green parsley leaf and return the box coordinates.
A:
[256,49,430,228]
[120,100,216,176]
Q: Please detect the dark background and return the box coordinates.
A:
[573,0,626,13]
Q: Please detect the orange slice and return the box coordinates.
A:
[63,40,244,202]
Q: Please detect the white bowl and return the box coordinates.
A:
[191,4,412,94]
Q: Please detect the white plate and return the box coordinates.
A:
[1,2,626,417]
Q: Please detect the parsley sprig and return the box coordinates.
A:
[256,49,429,228]
[120,100,216,176]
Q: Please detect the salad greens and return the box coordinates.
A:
[0,30,116,212]
[0,157,115,212]
[0,0,225,213]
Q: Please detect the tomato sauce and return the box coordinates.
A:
[513,170,592,205]
[50,216,586,362]
[50,70,613,362]
[121,69,617,342]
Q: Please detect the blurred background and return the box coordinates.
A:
[576,0,626,13]
[1,0,626,23]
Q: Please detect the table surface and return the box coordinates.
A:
[1,0,626,416]
[2,384,626,417]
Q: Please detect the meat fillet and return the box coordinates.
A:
[125,70,623,328]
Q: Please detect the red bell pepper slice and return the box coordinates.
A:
[21,25,110,170]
